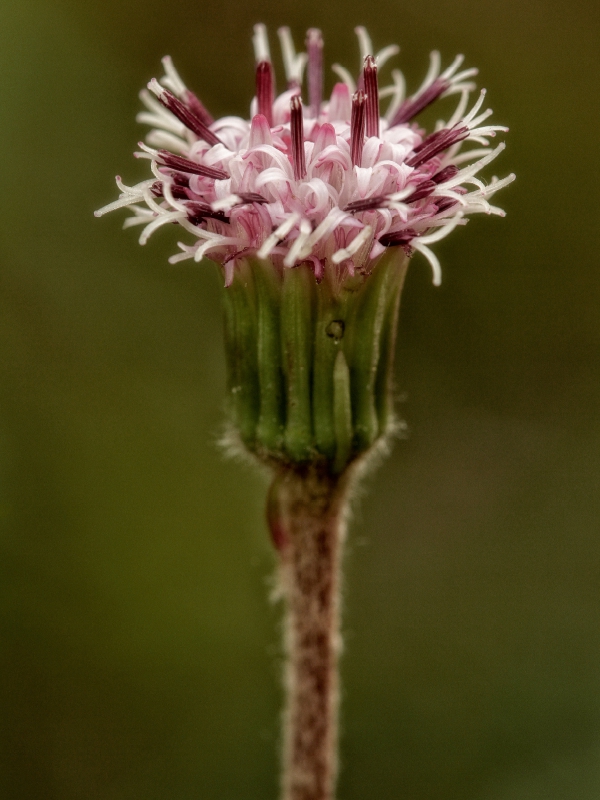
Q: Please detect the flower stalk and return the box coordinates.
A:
[270,465,352,800]
[97,22,513,800]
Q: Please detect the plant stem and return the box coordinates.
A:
[270,465,353,800]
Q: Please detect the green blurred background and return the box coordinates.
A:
[1,0,599,797]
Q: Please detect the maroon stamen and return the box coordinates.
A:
[410,127,446,155]
[237,192,269,204]
[256,60,275,126]
[432,164,459,184]
[155,87,222,146]
[187,201,229,224]
[435,198,458,214]
[183,89,214,127]
[290,95,306,180]
[390,77,450,126]
[350,90,367,167]
[170,172,190,187]
[406,126,469,168]
[345,195,388,213]
[150,180,189,200]
[155,149,228,180]
[379,230,413,247]
[306,28,323,119]
[363,56,379,138]
[404,180,437,204]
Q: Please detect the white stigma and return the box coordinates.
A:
[253,23,271,63]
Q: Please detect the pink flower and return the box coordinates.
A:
[96,25,514,287]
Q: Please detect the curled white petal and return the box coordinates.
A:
[332,224,373,265]
[284,218,312,267]
[413,243,442,286]
[331,64,356,93]
[257,213,301,259]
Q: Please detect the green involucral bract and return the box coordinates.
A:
[222,250,409,472]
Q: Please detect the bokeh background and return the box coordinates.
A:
[1,0,599,797]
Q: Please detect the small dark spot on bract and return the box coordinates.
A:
[326,320,345,341]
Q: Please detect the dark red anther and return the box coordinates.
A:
[186,201,229,224]
[156,150,228,180]
[345,195,388,213]
[350,90,367,167]
[432,164,459,184]
[290,95,306,180]
[150,180,189,200]
[183,89,214,127]
[404,180,437,204]
[363,56,379,138]
[256,60,275,127]
[155,87,222,146]
[390,77,450,126]
[435,197,459,214]
[406,126,469,168]
[237,192,269,204]
[306,28,323,119]
[170,172,190,187]
[379,230,413,247]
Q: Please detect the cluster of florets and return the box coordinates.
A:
[96,25,514,286]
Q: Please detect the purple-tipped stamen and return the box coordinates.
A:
[390,77,450,126]
[404,180,437,204]
[151,181,189,201]
[290,95,306,180]
[237,192,269,204]
[379,230,413,247]
[155,149,229,180]
[306,28,323,119]
[256,61,275,127]
[154,86,222,146]
[363,56,379,138]
[406,126,469,168]
[186,202,229,224]
[435,197,459,214]
[431,164,459,184]
[345,195,388,213]
[350,90,367,167]
[183,89,214,127]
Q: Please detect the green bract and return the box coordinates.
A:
[222,250,409,472]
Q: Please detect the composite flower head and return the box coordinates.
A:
[96,25,514,288]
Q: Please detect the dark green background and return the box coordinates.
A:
[1,0,599,797]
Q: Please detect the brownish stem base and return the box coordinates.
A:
[270,465,352,800]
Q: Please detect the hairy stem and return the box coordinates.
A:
[271,465,353,800]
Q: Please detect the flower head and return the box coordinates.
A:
[96,25,514,288]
